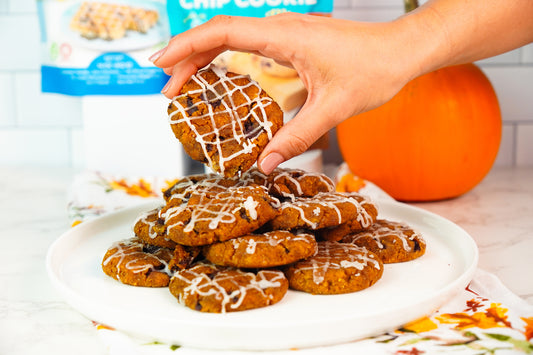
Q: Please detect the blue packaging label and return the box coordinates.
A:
[41,53,169,95]
[38,0,170,96]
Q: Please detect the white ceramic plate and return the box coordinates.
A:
[46,200,478,351]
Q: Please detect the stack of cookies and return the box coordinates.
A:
[102,167,426,313]
[102,65,426,313]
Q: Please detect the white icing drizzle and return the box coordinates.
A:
[102,238,172,281]
[242,196,259,220]
[291,242,382,285]
[245,238,257,254]
[168,65,277,175]
[161,185,271,234]
[347,219,424,252]
[278,192,375,230]
[172,263,286,313]
[134,208,163,240]
[163,167,335,212]
[241,167,335,201]
[228,230,316,255]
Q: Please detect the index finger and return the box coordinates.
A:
[152,14,289,68]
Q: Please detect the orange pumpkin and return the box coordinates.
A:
[337,63,501,201]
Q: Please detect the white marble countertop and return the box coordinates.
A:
[0,166,532,355]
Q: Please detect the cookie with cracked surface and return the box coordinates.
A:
[168,244,201,272]
[202,230,317,268]
[283,241,383,295]
[241,167,335,199]
[168,262,289,313]
[162,173,237,206]
[340,219,426,263]
[269,192,376,231]
[162,185,279,246]
[167,65,283,177]
[102,237,173,287]
[133,207,177,249]
[317,194,379,241]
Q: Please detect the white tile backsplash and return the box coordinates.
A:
[0,73,16,127]
[0,14,41,70]
[0,4,532,168]
[70,128,85,169]
[516,124,533,166]
[480,66,533,123]
[493,124,515,168]
[0,0,9,13]
[14,72,83,128]
[8,0,36,13]
[0,129,70,166]
[477,49,522,65]
[521,43,533,64]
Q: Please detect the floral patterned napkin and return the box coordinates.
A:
[67,168,533,355]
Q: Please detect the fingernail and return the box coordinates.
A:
[161,79,171,94]
[149,47,166,63]
[259,152,284,174]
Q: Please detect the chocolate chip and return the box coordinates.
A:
[413,239,421,252]
[243,119,259,138]
[239,208,251,221]
[143,244,160,254]
[186,96,198,115]
[210,99,222,108]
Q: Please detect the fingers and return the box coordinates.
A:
[152,15,291,97]
[153,15,277,68]
[258,100,340,174]
[160,47,226,98]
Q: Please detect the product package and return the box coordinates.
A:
[38,0,170,95]
[38,0,333,100]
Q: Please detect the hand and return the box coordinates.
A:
[150,13,420,174]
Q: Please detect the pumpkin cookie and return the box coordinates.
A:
[102,237,173,287]
[133,207,176,249]
[283,241,383,295]
[167,65,284,177]
[241,167,335,200]
[317,194,378,241]
[162,185,279,246]
[269,192,377,231]
[169,262,289,313]
[340,219,426,263]
[162,173,237,206]
[168,244,201,272]
[202,230,317,268]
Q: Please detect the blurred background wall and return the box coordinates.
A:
[1,0,532,169]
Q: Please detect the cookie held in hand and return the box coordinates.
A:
[168,65,284,177]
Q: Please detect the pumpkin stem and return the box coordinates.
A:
[404,0,419,13]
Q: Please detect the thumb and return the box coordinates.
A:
[258,101,339,174]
